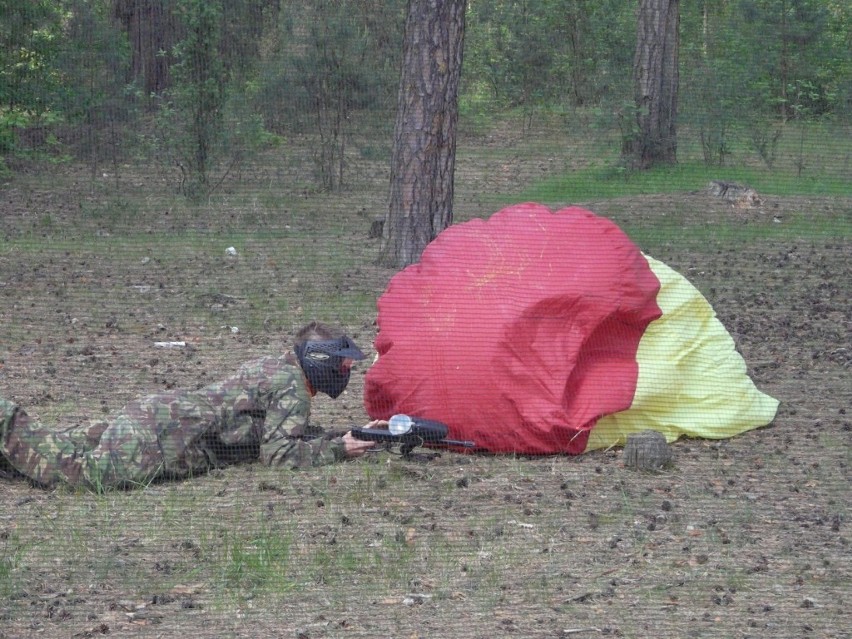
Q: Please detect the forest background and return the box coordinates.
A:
[2,0,850,199]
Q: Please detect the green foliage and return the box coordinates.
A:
[218,0,277,78]
[0,108,30,154]
[220,90,282,162]
[680,0,849,132]
[255,0,404,191]
[168,0,226,198]
[55,0,135,173]
[465,1,561,114]
[0,108,65,160]
[738,0,839,118]
[0,0,134,168]
[0,0,849,185]
[147,1,280,199]
[0,0,67,159]
[0,0,66,114]
[464,0,635,125]
[676,0,850,173]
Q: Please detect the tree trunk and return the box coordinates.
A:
[113,0,180,104]
[622,0,679,169]
[565,0,591,107]
[778,0,790,121]
[379,0,466,268]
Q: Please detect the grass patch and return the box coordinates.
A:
[510,118,851,203]
[520,160,852,204]
[621,208,852,253]
[0,531,26,598]
[218,527,295,594]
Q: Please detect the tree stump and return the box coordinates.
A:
[623,430,672,471]
[707,180,762,208]
[368,218,384,239]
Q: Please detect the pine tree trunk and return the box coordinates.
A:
[622,0,679,169]
[379,0,466,268]
[113,0,179,104]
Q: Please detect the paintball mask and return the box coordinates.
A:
[295,335,366,398]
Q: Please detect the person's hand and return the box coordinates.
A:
[341,420,388,458]
[342,432,374,458]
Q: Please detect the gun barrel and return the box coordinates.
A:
[438,438,476,448]
[350,417,476,452]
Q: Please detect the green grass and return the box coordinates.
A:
[0,532,26,598]
[519,160,852,204]
[218,527,295,593]
[621,209,852,253]
[502,117,851,202]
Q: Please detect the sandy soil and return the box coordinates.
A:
[0,149,849,638]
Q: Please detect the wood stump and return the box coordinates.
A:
[368,218,385,239]
[623,430,672,470]
[706,180,762,208]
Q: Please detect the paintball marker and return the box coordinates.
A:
[350,414,475,458]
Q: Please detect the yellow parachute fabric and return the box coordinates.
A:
[585,255,779,451]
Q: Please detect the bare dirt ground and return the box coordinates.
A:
[0,132,850,638]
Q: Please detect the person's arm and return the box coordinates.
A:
[263,431,347,468]
[260,391,383,467]
[232,357,378,468]
[251,359,349,468]
[261,407,380,467]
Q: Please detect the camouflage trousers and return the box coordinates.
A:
[0,398,216,490]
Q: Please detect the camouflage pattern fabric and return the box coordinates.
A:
[0,354,346,491]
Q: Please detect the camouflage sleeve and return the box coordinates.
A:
[261,434,347,469]
[248,357,347,468]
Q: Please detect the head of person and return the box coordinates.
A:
[294,321,366,398]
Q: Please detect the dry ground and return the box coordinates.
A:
[0,129,850,638]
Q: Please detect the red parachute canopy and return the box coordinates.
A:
[364,203,662,454]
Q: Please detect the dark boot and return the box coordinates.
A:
[0,399,23,479]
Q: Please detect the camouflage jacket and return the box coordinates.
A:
[0,353,346,490]
[156,353,347,470]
